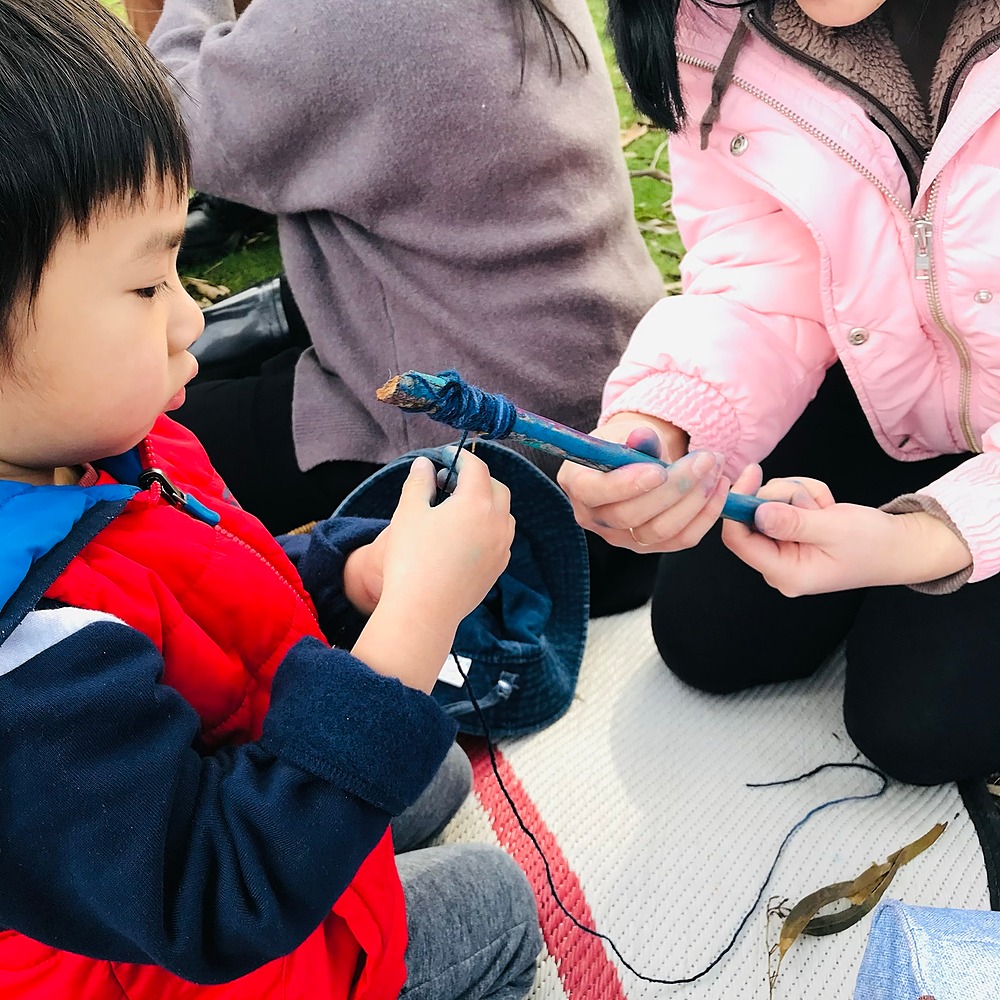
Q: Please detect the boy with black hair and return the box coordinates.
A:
[0,2,540,997]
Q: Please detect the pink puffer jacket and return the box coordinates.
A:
[603,3,1000,583]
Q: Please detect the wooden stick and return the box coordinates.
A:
[377,371,765,526]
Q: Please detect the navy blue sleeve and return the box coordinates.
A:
[278,516,388,646]
[0,613,455,984]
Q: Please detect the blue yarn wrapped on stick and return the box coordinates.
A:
[394,369,519,439]
[375,369,766,525]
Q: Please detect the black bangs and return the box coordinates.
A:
[0,0,190,364]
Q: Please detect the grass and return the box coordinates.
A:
[107,0,681,294]
[586,0,683,289]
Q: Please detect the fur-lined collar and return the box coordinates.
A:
[764,0,1000,151]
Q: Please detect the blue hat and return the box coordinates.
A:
[334,440,589,738]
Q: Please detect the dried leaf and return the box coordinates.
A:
[620,122,649,148]
[800,822,946,938]
[779,863,887,956]
[767,822,946,997]
[180,275,231,308]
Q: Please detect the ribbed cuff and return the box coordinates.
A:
[901,452,1000,586]
[601,371,742,463]
[880,494,974,594]
[293,516,388,644]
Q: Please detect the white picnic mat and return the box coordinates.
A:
[438,605,989,1000]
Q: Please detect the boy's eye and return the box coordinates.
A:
[134,281,170,300]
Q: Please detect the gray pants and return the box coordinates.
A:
[392,744,541,1000]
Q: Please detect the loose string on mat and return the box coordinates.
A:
[450,651,888,985]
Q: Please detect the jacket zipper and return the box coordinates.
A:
[215,523,321,627]
[137,467,221,525]
[137,464,320,626]
[746,7,926,185]
[677,53,980,453]
[936,27,1000,136]
[912,182,977,452]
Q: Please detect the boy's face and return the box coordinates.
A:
[795,0,887,25]
[0,187,204,482]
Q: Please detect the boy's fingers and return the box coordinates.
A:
[442,447,489,493]
[435,466,459,494]
[401,456,437,505]
[490,477,512,513]
[438,448,512,512]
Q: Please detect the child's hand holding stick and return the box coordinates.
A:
[721,466,973,595]
[557,410,733,553]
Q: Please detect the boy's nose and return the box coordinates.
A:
[172,285,205,353]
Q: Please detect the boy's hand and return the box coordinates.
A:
[379,450,514,625]
[556,411,729,552]
[343,532,388,616]
[345,451,514,620]
[721,466,973,595]
[351,451,515,692]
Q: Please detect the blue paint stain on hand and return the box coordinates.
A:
[624,427,663,460]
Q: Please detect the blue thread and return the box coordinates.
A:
[411,370,518,439]
[456,650,889,988]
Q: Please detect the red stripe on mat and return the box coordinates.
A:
[464,740,627,1000]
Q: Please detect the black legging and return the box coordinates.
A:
[652,364,1000,785]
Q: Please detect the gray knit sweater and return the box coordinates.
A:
[149,0,664,469]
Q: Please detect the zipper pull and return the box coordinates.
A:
[913,219,932,281]
[138,468,221,526]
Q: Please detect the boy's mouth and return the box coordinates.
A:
[164,356,198,413]
[164,387,187,412]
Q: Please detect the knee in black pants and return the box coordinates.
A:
[843,653,989,786]
[652,607,755,694]
[843,585,1000,786]
[843,694,955,786]
[651,579,839,695]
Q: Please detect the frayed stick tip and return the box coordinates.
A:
[376,375,404,404]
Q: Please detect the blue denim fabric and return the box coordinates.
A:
[854,899,1000,998]
[334,440,589,738]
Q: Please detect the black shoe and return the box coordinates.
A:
[178,193,275,267]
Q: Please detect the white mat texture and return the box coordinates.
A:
[437,606,990,1000]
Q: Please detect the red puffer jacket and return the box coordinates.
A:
[0,417,412,1000]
